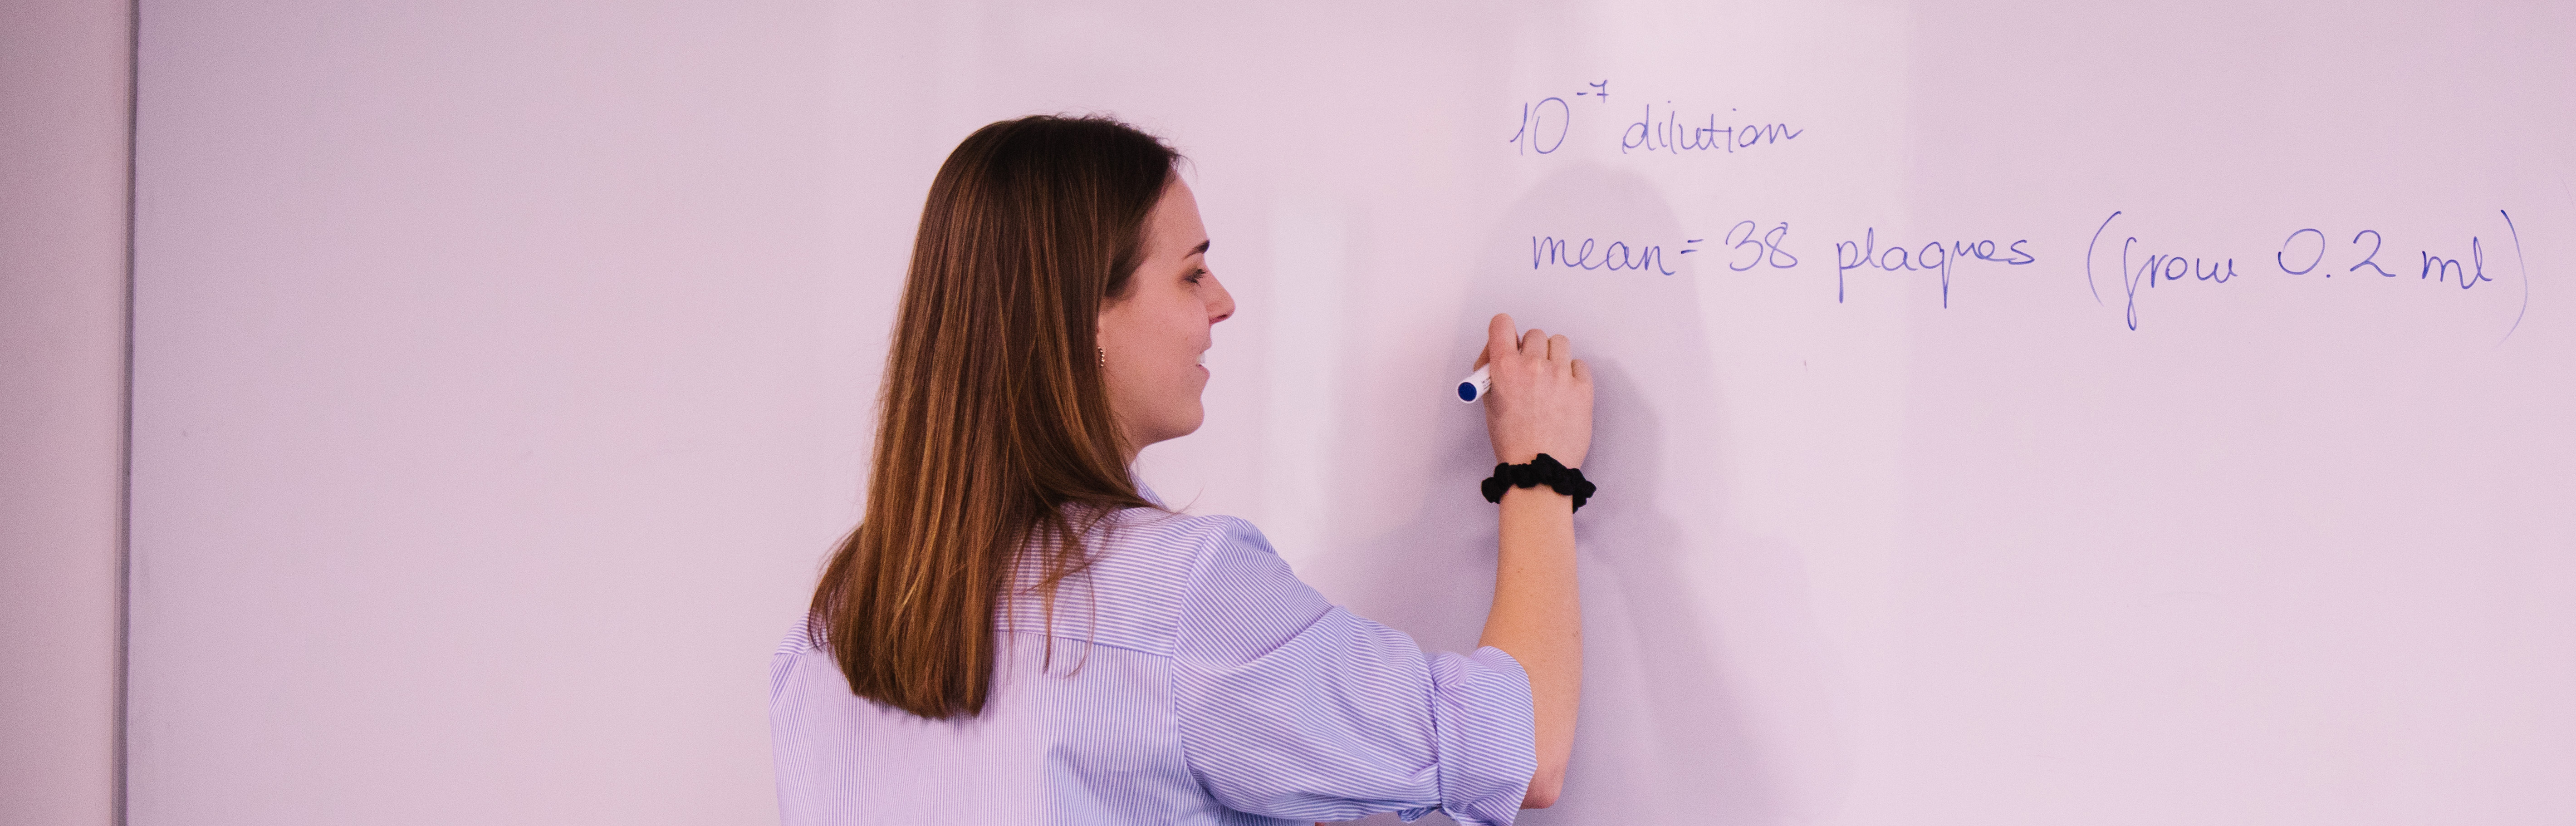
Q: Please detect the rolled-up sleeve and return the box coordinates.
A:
[1168,518,1537,826]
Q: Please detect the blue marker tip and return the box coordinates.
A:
[1456,364,1491,403]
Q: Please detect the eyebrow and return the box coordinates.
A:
[1189,240,1210,257]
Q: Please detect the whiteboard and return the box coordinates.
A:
[132,1,2576,824]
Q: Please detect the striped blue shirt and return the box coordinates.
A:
[769,498,1538,825]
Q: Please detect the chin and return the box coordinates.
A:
[1157,406,1207,443]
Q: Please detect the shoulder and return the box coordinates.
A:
[773,613,820,657]
[1092,504,1283,569]
[1092,507,1270,564]
[1150,513,1337,665]
[1085,507,1342,670]
[1098,510,1310,612]
[1000,508,1290,656]
[1079,508,1279,590]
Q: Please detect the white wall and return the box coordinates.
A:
[0,0,129,824]
[127,1,2576,824]
[126,1,883,822]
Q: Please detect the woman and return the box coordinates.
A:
[770,115,1593,826]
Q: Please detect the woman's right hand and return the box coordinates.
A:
[1474,313,1593,469]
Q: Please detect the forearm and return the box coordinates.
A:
[1477,485,1581,808]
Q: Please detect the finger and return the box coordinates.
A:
[1486,314,1518,366]
[1520,327,1547,354]
[1547,334,1571,362]
[1571,358,1592,383]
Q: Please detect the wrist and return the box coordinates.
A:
[1482,453,1596,511]
[1494,450,1581,467]
[1499,485,1574,510]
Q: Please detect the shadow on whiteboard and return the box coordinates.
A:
[1342,167,1848,824]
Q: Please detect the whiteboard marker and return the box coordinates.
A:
[1457,364,1490,403]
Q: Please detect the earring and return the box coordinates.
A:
[1097,347,1106,368]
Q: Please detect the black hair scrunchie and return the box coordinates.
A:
[1481,453,1595,512]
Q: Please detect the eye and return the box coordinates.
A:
[1186,267,1208,285]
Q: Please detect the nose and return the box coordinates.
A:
[1205,271,1235,324]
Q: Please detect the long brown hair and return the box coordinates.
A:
[808,115,1176,718]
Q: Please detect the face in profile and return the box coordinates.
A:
[1097,177,1234,455]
